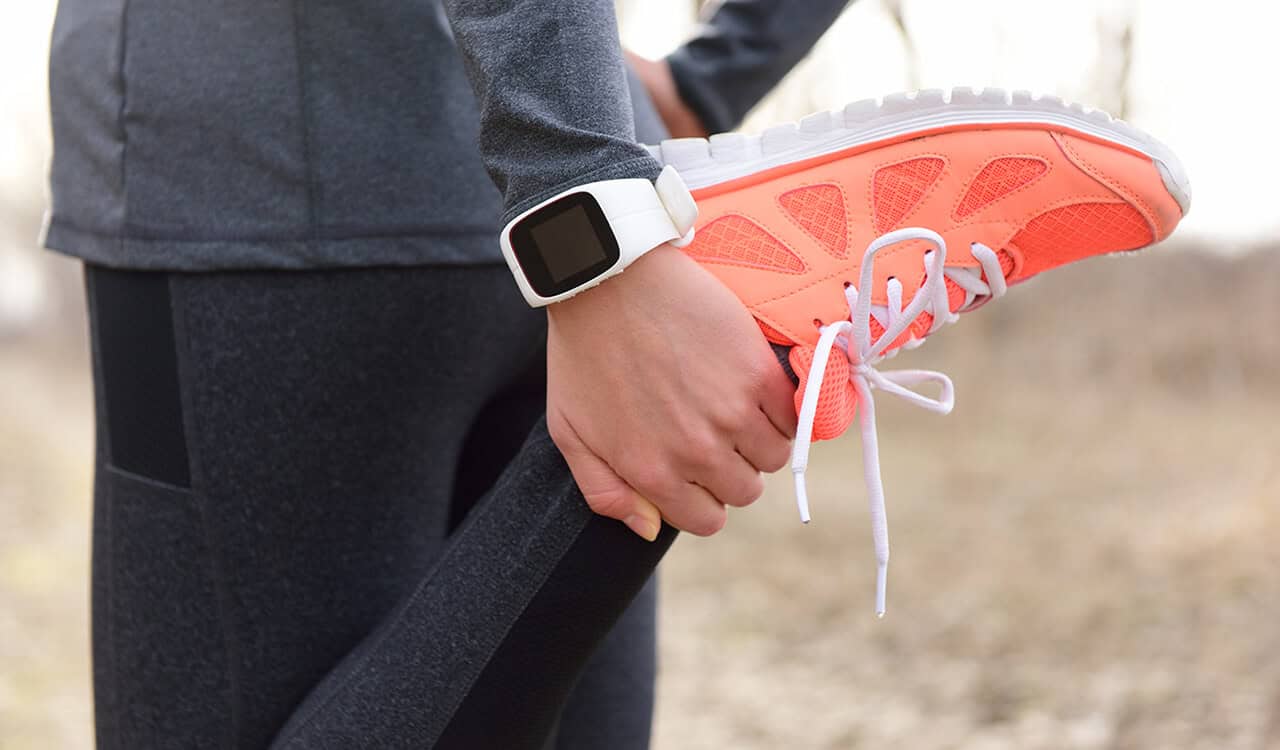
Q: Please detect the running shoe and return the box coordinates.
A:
[645,88,1191,615]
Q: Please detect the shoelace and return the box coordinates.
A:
[790,227,1008,616]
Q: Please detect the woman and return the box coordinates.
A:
[46,1,846,746]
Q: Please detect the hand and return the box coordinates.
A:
[547,244,797,540]
[625,51,710,139]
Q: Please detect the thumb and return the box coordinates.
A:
[555,423,663,542]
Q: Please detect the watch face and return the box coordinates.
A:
[509,192,621,299]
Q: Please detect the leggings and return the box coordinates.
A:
[85,262,677,749]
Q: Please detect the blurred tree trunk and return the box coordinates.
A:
[883,0,920,90]
[1093,3,1136,119]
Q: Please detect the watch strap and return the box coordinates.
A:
[594,165,697,263]
[500,165,698,307]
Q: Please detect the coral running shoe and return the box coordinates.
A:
[645,88,1190,615]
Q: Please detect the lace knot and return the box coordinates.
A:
[788,228,1008,616]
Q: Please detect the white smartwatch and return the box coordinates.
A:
[500,164,698,307]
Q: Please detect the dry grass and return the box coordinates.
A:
[2,247,1278,749]
[652,246,1280,750]
[0,329,94,749]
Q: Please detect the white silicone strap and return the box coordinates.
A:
[591,179,682,266]
[500,165,697,307]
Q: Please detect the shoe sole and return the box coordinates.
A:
[644,87,1192,217]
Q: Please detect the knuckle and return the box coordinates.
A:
[736,397,761,426]
[546,415,574,452]
[673,415,708,449]
[724,471,765,508]
[623,461,672,500]
[671,424,719,468]
[687,507,728,537]
[584,487,632,520]
[764,441,792,473]
[750,354,784,391]
[714,398,755,432]
[686,432,721,465]
[762,452,789,474]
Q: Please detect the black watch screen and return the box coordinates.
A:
[510,192,621,298]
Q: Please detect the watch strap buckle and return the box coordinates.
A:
[655,165,698,247]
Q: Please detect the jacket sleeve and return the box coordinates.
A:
[666,0,855,134]
[440,0,664,225]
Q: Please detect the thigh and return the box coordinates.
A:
[452,359,660,750]
[551,576,658,750]
[86,262,544,749]
[271,416,676,750]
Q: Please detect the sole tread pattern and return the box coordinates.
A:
[646,87,1191,214]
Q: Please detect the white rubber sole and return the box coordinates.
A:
[644,87,1192,216]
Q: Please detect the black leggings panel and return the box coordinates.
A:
[84,263,676,749]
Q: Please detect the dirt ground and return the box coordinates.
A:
[2,247,1278,749]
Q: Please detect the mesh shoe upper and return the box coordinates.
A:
[681,125,1185,439]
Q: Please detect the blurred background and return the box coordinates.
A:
[2,1,1277,748]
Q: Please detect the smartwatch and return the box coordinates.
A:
[500,165,698,307]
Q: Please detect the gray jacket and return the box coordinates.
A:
[45,0,850,270]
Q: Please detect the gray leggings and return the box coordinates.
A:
[85,262,675,749]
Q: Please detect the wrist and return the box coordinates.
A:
[501,167,697,308]
[547,244,679,320]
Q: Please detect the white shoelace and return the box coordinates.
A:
[790,227,1008,616]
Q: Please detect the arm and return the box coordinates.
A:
[664,0,855,134]
[441,0,796,539]
[441,0,662,223]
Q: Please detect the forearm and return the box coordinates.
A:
[441,0,662,224]
[666,0,854,133]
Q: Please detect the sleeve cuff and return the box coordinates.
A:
[501,155,663,227]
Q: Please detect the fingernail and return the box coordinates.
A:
[624,514,659,542]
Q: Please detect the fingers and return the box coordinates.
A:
[551,374,787,539]
[554,414,729,537]
[647,481,727,537]
[692,447,765,509]
[552,416,663,541]
[734,406,793,474]
[757,354,799,440]
[737,346,797,472]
